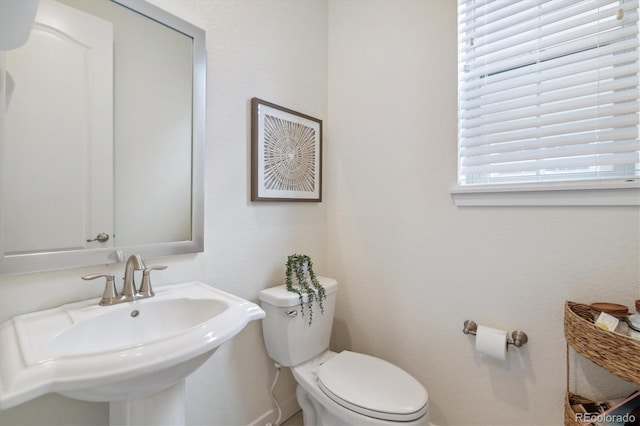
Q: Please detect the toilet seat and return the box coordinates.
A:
[316,351,428,422]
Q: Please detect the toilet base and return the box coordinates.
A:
[292,351,429,426]
[297,383,357,426]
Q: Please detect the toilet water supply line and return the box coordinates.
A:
[266,362,283,426]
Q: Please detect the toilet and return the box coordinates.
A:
[259,277,429,425]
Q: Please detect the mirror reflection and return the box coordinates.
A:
[0,0,205,274]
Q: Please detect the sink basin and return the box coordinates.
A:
[50,298,229,357]
[0,281,265,410]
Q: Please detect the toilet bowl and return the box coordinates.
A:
[293,351,429,425]
[258,277,429,425]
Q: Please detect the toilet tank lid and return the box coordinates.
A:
[258,276,337,307]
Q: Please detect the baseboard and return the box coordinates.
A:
[249,393,300,426]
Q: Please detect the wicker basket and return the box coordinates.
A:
[564,392,597,426]
[564,301,640,425]
[564,301,640,386]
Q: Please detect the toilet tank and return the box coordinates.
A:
[259,277,338,367]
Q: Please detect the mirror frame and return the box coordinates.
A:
[0,0,205,275]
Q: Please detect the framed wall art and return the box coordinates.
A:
[251,98,322,202]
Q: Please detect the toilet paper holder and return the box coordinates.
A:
[462,320,529,348]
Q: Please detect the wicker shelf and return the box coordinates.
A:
[564,301,640,385]
[563,301,640,425]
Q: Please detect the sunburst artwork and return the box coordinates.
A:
[251,98,322,201]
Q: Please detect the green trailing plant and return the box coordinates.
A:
[285,254,326,326]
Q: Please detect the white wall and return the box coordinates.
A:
[326,1,639,425]
[0,1,327,425]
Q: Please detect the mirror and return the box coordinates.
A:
[0,0,205,275]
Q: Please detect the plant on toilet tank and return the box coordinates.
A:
[285,254,326,325]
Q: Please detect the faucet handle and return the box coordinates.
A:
[138,265,167,298]
[82,273,118,306]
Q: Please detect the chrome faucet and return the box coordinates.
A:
[82,254,167,305]
[121,254,146,300]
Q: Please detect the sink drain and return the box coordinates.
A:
[130,310,140,318]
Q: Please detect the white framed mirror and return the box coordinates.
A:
[0,0,205,275]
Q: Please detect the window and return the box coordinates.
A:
[456,0,640,203]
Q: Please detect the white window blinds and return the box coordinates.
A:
[458,0,640,186]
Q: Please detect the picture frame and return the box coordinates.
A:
[251,97,322,202]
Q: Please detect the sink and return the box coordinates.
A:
[0,281,265,422]
[50,298,229,357]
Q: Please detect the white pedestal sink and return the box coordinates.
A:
[0,281,265,425]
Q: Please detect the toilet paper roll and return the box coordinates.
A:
[475,325,507,360]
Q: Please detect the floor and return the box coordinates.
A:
[281,410,303,426]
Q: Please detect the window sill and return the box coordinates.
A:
[451,180,640,207]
